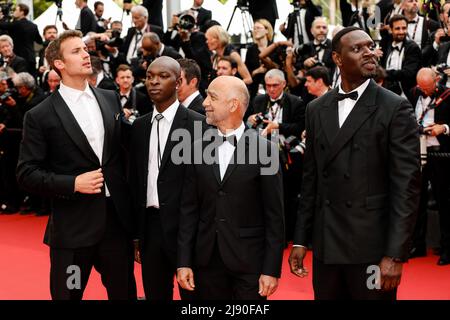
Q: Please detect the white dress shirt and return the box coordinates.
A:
[415,96,440,147]
[386,41,404,71]
[181,91,201,109]
[58,81,110,196]
[313,40,327,63]
[268,93,284,124]
[338,79,371,128]
[146,100,180,208]
[126,25,147,63]
[217,122,246,180]
[407,15,423,48]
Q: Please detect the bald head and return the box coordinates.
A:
[417,67,438,97]
[148,56,181,78]
[211,76,249,112]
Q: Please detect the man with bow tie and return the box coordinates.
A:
[408,68,450,266]
[176,75,285,300]
[289,26,420,300]
[247,69,305,244]
[380,14,421,100]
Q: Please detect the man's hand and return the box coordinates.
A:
[74,168,104,194]
[0,123,5,134]
[304,57,318,68]
[247,113,261,127]
[39,65,49,74]
[4,96,16,107]
[288,246,309,277]
[122,108,132,120]
[423,124,446,136]
[258,275,278,297]
[134,240,141,264]
[261,120,279,136]
[379,256,403,291]
[177,267,195,291]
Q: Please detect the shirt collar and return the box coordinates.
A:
[158,43,165,56]
[338,79,371,103]
[59,81,95,103]
[217,122,246,143]
[392,41,403,49]
[181,91,200,108]
[270,92,284,102]
[151,100,179,124]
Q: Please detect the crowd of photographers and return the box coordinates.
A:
[0,0,450,261]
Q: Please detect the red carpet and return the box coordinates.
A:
[1,214,449,300]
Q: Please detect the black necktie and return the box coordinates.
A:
[221,134,237,147]
[337,91,358,101]
[154,113,164,169]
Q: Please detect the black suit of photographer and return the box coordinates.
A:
[78,6,97,36]
[409,85,450,263]
[249,93,305,242]
[296,39,334,72]
[2,54,28,74]
[340,0,370,32]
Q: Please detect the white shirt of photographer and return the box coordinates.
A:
[58,82,110,196]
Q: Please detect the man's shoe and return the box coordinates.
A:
[409,246,427,258]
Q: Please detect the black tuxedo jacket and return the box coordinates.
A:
[97,75,118,91]
[16,87,133,249]
[296,39,334,72]
[295,80,421,263]
[7,55,28,73]
[340,0,370,32]
[410,86,450,152]
[380,39,422,99]
[177,128,285,277]
[185,93,205,115]
[79,6,98,36]
[122,88,153,116]
[282,0,322,43]
[250,92,305,138]
[129,105,205,258]
[196,7,212,31]
[121,25,164,56]
[0,18,42,67]
[142,0,164,28]
[161,45,182,60]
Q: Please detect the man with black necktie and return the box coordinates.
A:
[409,68,450,266]
[176,75,285,300]
[16,30,137,300]
[380,15,421,100]
[129,56,205,300]
[288,26,421,300]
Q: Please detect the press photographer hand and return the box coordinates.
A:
[423,124,447,136]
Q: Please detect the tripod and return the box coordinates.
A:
[226,3,253,49]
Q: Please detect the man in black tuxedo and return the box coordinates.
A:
[409,68,450,266]
[0,35,28,73]
[121,5,164,64]
[247,69,305,243]
[380,15,421,100]
[178,58,205,115]
[177,75,285,300]
[38,25,58,87]
[75,0,98,36]
[0,4,42,75]
[190,0,212,32]
[142,0,164,29]
[16,30,137,300]
[129,56,205,300]
[141,32,182,61]
[280,0,322,47]
[289,27,421,300]
[339,0,370,32]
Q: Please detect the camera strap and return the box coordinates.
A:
[416,88,450,125]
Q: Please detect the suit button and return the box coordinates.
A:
[219,218,226,222]
[325,200,331,206]
[218,191,226,196]
[160,202,166,207]
[323,171,329,178]
[346,201,352,208]
[344,173,350,180]
[353,144,360,150]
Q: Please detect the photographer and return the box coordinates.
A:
[74,0,97,36]
[94,1,111,33]
[0,3,42,76]
[0,35,27,73]
[247,69,305,243]
[38,25,58,87]
[409,68,450,266]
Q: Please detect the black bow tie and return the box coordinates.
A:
[120,95,128,100]
[220,134,237,146]
[391,45,401,52]
[315,43,327,51]
[337,91,358,101]
[269,99,282,107]
[408,20,417,24]
[191,7,199,11]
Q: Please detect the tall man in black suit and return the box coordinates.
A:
[380,15,421,100]
[75,0,98,36]
[0,35,28,73]
[129,56,205,300]
[409,68,450,265]
[16,30,137,300]
[142,0,164,29]
[177,75,285,300]
[247,69,305,243]
[289,27,421,300]
[178,58,205,115]
[190,0,212,32]
[0,3,42,75]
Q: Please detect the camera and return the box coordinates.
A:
[95,30,123,55]
[436,63,450,74]
[283,135,306,154]
[176,12,196,31]
[254,114,268,128]
[0,77,17,104]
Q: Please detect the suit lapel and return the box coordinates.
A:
[159,105,186,172]
[51,91,99,165]
[220,128,250,186]
[90,86,114,165]
[319,88,340,146]
[324,80,379,167]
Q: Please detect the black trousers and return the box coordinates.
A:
[312,256,397,300]
[412,153,450,254]
[141,208,193,300]
[194,240,265,300]
[49,199,137,300]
